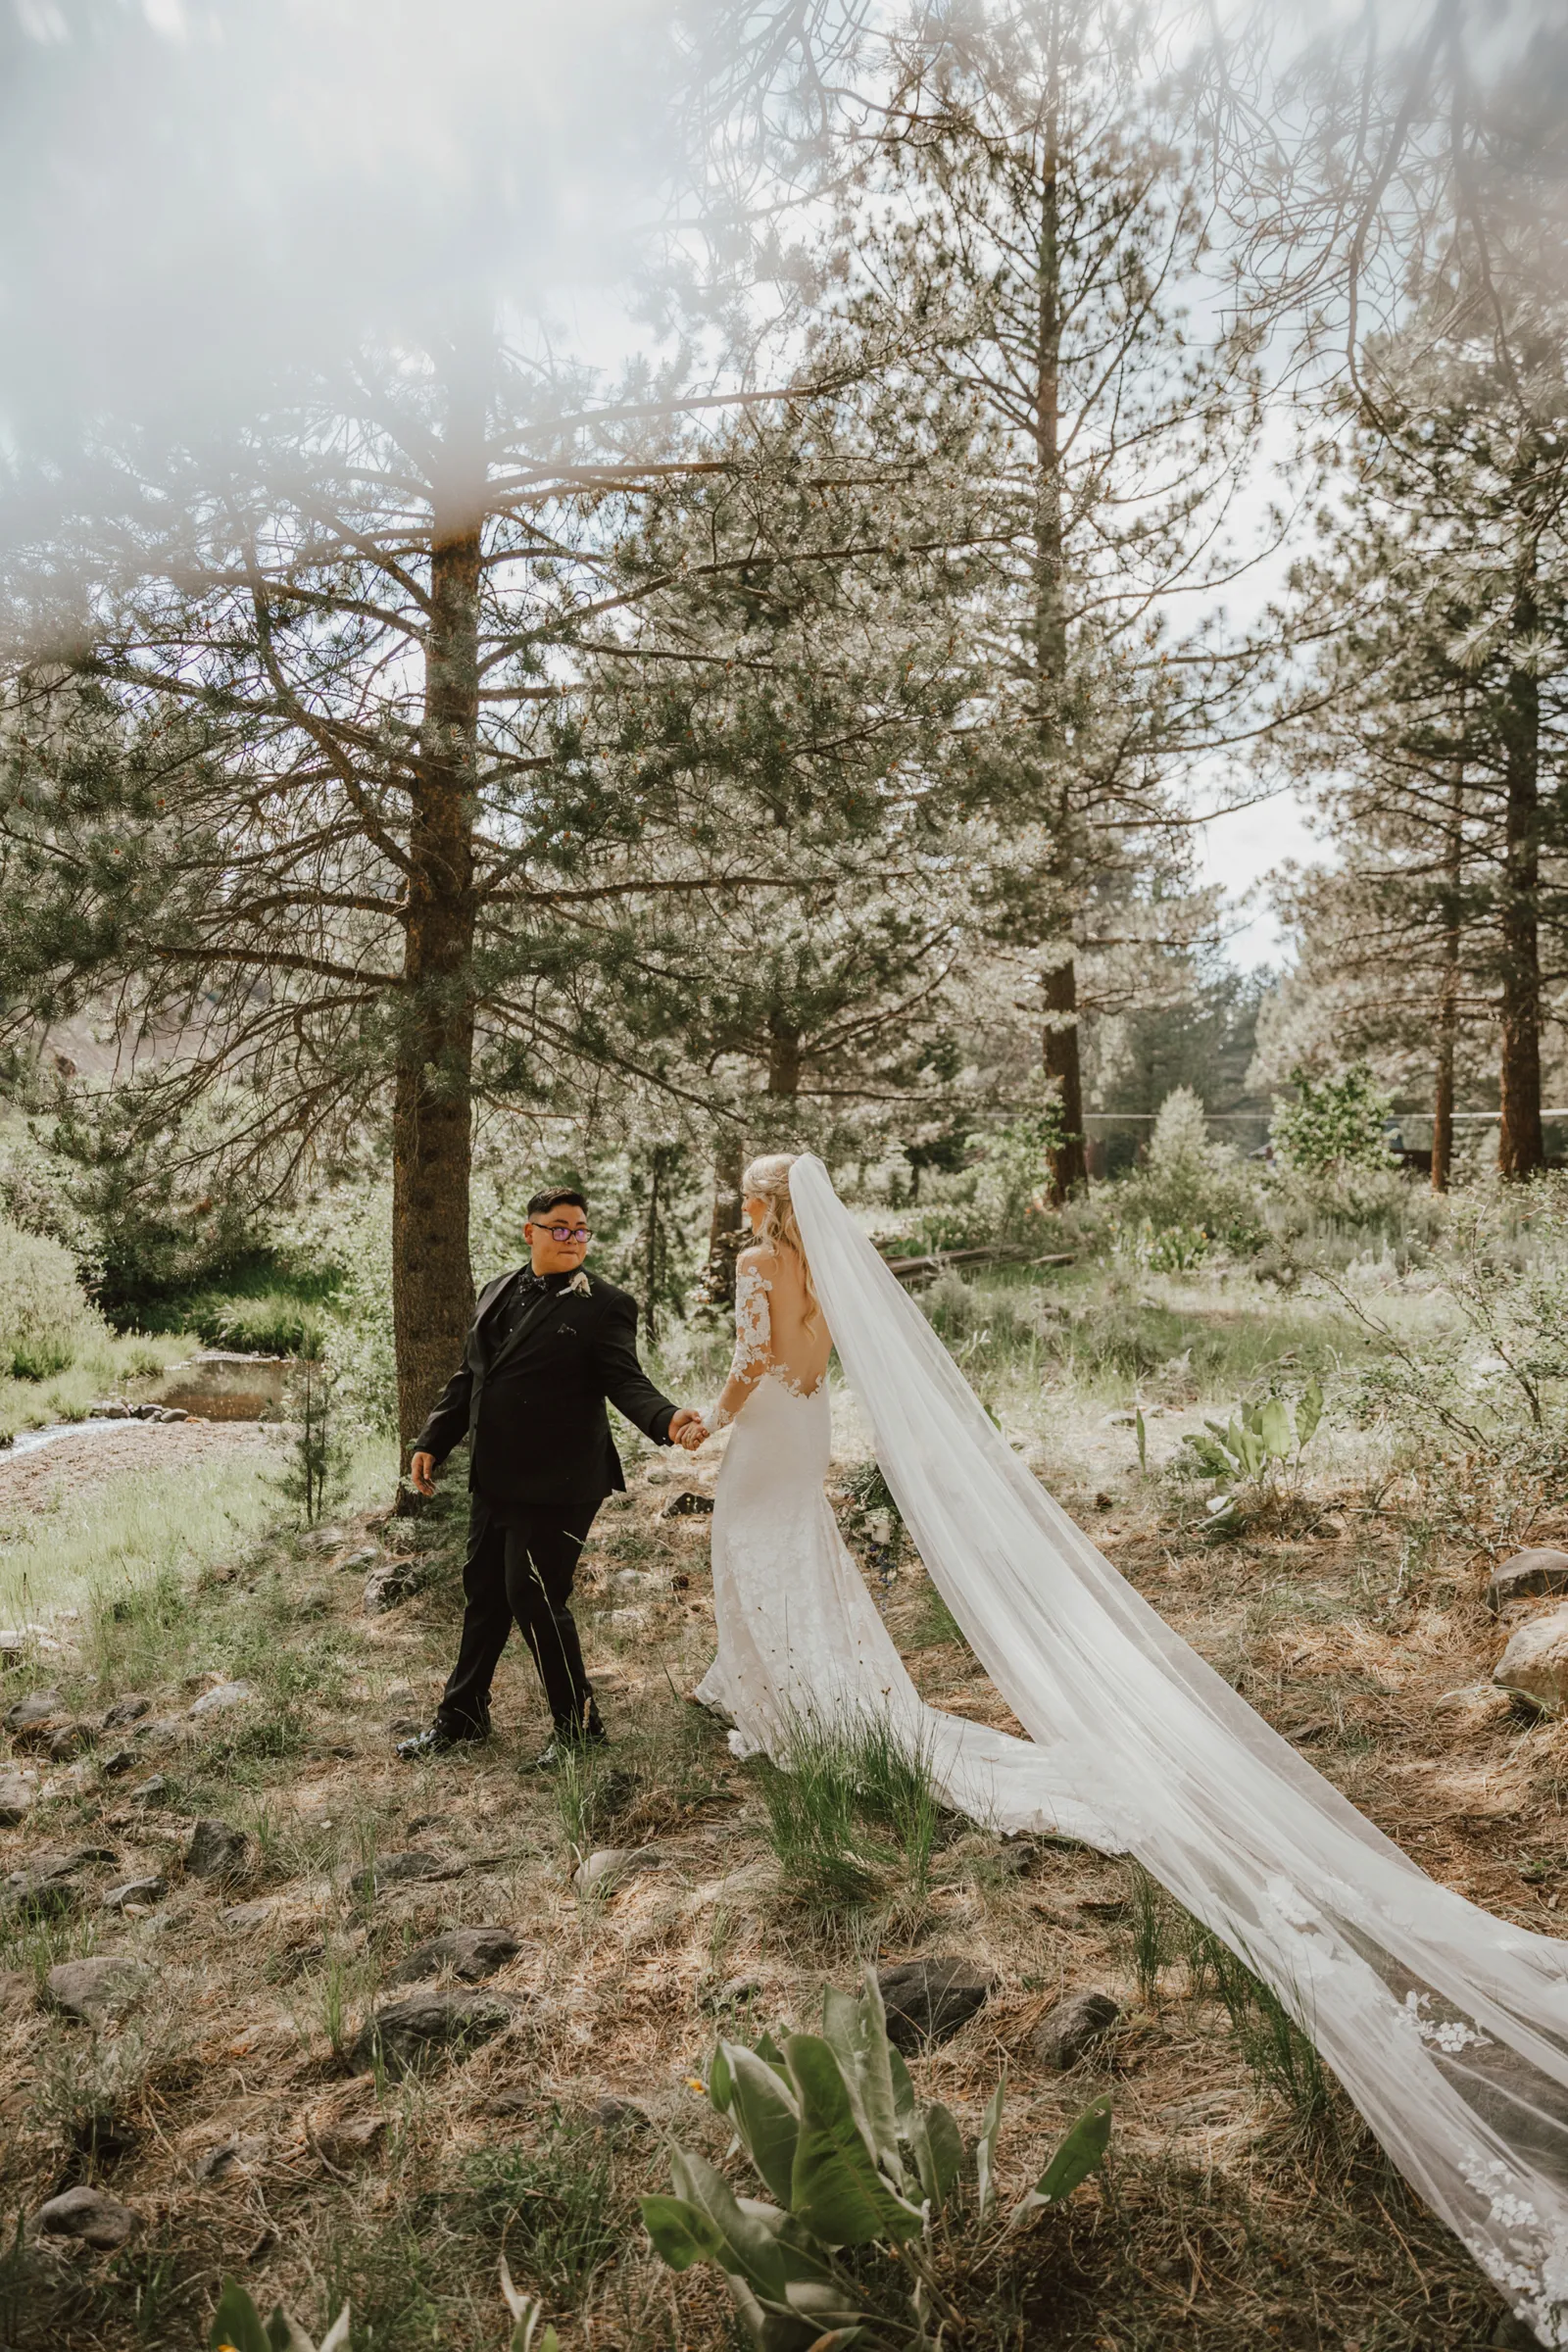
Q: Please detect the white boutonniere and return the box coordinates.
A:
[566,1271,592,1298]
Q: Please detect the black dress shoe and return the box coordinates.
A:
[395,1720,489,1761]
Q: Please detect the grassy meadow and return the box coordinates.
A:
[1,1178,1561,2351]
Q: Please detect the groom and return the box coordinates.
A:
[396,1186,707,1768]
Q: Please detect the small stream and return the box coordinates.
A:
[5,1417,133,1457]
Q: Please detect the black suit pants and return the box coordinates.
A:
[437,1496,602,1738]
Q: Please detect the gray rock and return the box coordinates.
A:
[99,1748,137,1779]
[0,1772,35,1825]
[184,1818,250,1882]
[348,1987,512,2078]
[572,1847,662,1896]
[351,1849,462,1898]
[659,1489,714,1518]
[2,1845,115,1921]
[103,1876,166,1912]
[38,1721,91,1761]
[195,2134,266,2180]
[363,1558,430,1616]
[102,1695,151,1730]
[220,1899,279,1930]
[337,1545,380,1573]
[303,1525,348,1551]
[33,2184,139,2251]
[876,1957,994,2052]
[384,1926,522,1987]
[1032,1989,1120,2071]
[4,1689,61,1734]
[1494,1609,1568,1711]
[188,1681,253,1718]
[1487,1548,1568,1613]
[46,1955,157,2024]
[699,1974,761,2013]
[593,2094,653,2132]
[130,1775,172,1807]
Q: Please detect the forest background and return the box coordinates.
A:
[0,0,1563,1476]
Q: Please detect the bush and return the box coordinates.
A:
[1105,1088,1264,1259]
[184,1288,328,1355]
[0,1210,107,1378]
[1271,1063,1396,1178]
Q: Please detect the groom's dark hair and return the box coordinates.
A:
[527,1185,588,1219]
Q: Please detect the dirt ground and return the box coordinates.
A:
[0,1439,1556,2351]
[0,1420,275,1519]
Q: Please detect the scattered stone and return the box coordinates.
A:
[2,1846,115,1921]
[384,1926,522,1987]
[5,1689,63,1737]
[90,1399,133,1419]
[348,1987,512,2078]
[995,1841,1040,1876]
[184,1818,250,1882]
[608,1608,648,1633]
[363,1558,431,1616]
[314,2113,384,2164]
[195,2135,266,2180]
[659,1489,714,1519]
[1032,1989,1121,2071]
[101,1695,152,1730]
[699,1975,761,2012]
[99,1748,137,1779]
[875,1957,994,2052]
[1494,1610,1568,1712]
[188,1681,253,1718]
[337,1545,380,1573]
[593,2093,653,2132]
[1488,1548,1568,1613]
[103,1877,166,1912]
[0,1772,36,1825]
[302,1525,349,1551]
[220,1899,279,1931]
[134,1718,186,1746]
[572,1847,662,1897]
[45,1956,156,2025]
[350,1849,463,1898]
[37,1721,91,1761]
[33,2184,139,2252]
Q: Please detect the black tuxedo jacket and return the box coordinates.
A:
[412,1267,677,1515]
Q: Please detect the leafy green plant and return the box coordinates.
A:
[275,1335,351,1525]
[641,1966,1110,2348]
[1182,1379,1324,1521]
[1270,1063,1396,1178]
[209,2278,350,2352]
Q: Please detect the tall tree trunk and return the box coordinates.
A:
[1033,9,1085,1205]
[1497,513,1544,1182]
[392,348,484,1483]
[643,1150,663,1345]
[1044,955,1087,1201]
[702,1134,746,1310]
[1432,753,1464,1194]
[766,1015,804,1098]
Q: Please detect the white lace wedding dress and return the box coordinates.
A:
[692,1154,1568,2347]
[696,1259,1140,1845]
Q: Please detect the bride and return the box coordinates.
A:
[686,1150,1568,2349]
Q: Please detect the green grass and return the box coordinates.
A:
[753,1705,945,1916]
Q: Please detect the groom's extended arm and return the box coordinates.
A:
[411,1353,473,1469]
[595,1292,678,1446]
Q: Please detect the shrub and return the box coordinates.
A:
[642,1965,1110,2349]
[1105,1088,1264,1259]
[186,1289,328,1355]
[0,1210,107,1378]
[1271,1063,1396,1178]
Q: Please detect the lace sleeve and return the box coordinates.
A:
[710,1261,772,1428]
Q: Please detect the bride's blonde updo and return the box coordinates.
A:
[742,1152,821,1337]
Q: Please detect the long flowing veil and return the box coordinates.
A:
[790,1152,1568,2344]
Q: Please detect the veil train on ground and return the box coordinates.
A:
[788,1151,1568,2347]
